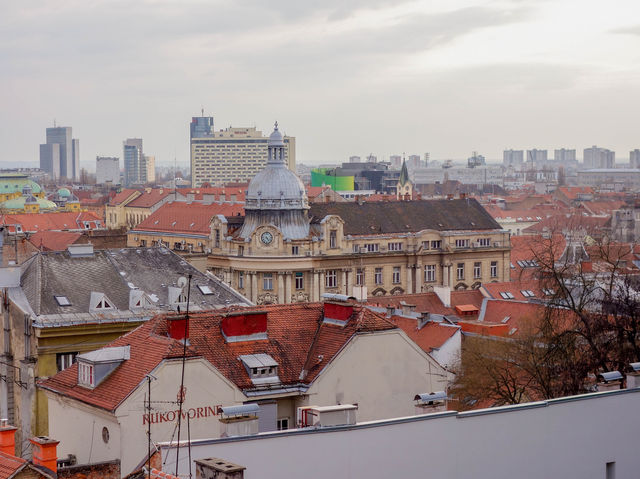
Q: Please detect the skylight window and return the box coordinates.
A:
[499,292,515,299]
[197,285,213,295]
[521,290,536,298]
[55,295,71,306]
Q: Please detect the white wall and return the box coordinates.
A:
[161,388,640,479]
[429,328,461,370]
[303,331,448,422]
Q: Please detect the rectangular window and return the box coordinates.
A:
[425,265,436,282]
[78,362,94,387]
[329,230,337,248]
[431,240,442,249]
[490,261,498,278]
[238,246,244,256]
[388,242,403,251]
[457,263,465,280]
[56,352,77,372]
[295,272,304,290]
[238,271,244,289]
[292,246,299,255]
[325,270,337,288]
[474,262,481,279]
[365,243,379,253]
[421,241,430,250]
[375,267,383,285]
[277,418,289,431]
[356,268,364,286]
[455,239,470,248]
[215,229,220,248]
[353,244,360,253]
[263,273,273,290]
[392,266,401,284]
[477,238,491,247]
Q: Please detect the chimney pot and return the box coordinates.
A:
[0,421,18,456]
[29,436,59,473]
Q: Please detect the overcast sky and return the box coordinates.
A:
[1,0,640,169]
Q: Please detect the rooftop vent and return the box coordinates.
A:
[221,311,268,343]
[67,244,94,257]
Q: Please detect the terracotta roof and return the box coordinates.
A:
[1,239,38,266]
[179,187,246,202]
[523,214,610,235]
[556,186,595,200]
[509,234,565,279]
[28,231,82,251]
[309,199,501,235]
[39,303,397,411]
[458,300,549,338]
[132,202,244,236]
[0,211,103,233]
[482,280,544,302]
[368,291,485,316]
[390,315,459,353]
[109,189,140,206]
[0,451,27,478]
[580,200,626,216]
[127,189,173,208]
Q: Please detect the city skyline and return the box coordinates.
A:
[1,0,640,169]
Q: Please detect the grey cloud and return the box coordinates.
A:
[610,25,640,36]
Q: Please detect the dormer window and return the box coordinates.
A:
[76,345,130,389]
[55,295,72,306]
[95,298,112,309]
[239,354,280,386]
[90,292,116,312]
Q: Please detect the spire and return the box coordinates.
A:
[399,159,409,186]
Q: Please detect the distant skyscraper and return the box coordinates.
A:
[190,115,214,139]
[554,148,576,162]
[142,155,156,183]
[503,149,524,167]
[584,145,615,169]
[349,156,361,163]
[389,155,402,167]
[96,156,120,184]
[39,126,79,181]
[123,138,144,186]
[526,149,547,165]
[630,149,640,169]
[408,155,421,168]
[190,123,296,187]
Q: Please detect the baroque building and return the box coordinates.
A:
[206,124,511,304]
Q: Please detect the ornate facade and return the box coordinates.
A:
[207,124,511,304]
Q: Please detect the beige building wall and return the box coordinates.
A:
[302,331,448,423]
[191,127,295,187]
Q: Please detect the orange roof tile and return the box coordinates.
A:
[127,189,173,208]
[109,189,140,206]
[28,231,82,251]
[390,316,459,353]
[0,211,103,234]
[132,202,244,237]
[368,291,485,316]
[39,303,397,411]
[0,451,27,478]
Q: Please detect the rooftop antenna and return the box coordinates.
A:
[53,119,56,128]
[201,107,204,117]
[175,273,193,477]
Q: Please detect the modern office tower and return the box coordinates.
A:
[389,155,402,167]
[630,149,640,169]
[467,152,486,168]
[96,157,120,184]
[190,124,296,187]
[526,149,548,165]
[554,148,576,162]
[190,115,214,139]
[503,149,524,167]
[584,145,615,169]
[123,138,144,186]
[349,156,361,163]
[39,126,80,181]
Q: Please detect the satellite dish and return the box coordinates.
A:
[177,277,188,288]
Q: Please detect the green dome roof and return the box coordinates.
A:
[0,178,42,194]
[0,196,57,210]
[57,188,71,197]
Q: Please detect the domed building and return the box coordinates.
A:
[172,123,512,305]
[0,184,58,213]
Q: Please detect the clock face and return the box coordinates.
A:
[261,231,273,245]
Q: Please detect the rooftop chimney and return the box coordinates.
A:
[322,297,355,326]
[399,301,416,316]
[0,420,17,456]
[385,305,395,318]
[221,311,268,343]
[195,458,246,479]
[167,315,189,342]
[29,436,59,473]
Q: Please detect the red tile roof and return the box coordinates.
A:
[0,211,103,234]
[481,280,544,302]
[458,300,549,338]
[389,315,459,353]
[580,200,626,216]
[180,187,246,202]
[28,231,82,251]
[522,214,610,235]
[132,202,244,236]
[556,186,595,200]
[127,189,173,208]
[0,451,27,478]
[39,303,397,411]
[368,291,485,316]
[109,189,140,206]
